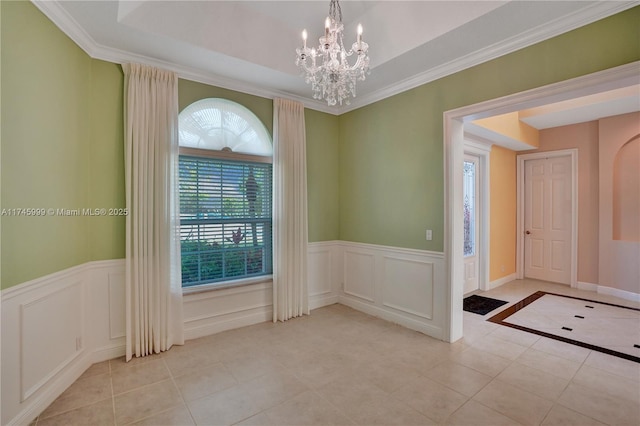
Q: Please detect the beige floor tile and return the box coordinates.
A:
[444,400,522,425]
[31,284,640,426]
[224,353,285,383]
[355,357,424,393]
[174,361,238,401]
[424,361,492,397]
[572,364,640,402]
[531,337,591,363]
[114,379,183,425]
[162,342,225,378]
[450,347,512,377]
[37,398,114,426]
[111,358,171,395]
[488,326,541,348]
[473,380,553,426]
[392,377,469,423]
[187,383,264,426]
[470,335,528,360]
[131,404,195,426]
[110,352,163,372]
[515,348,581,380]
[263,390,354,425]
[316,374,389,411]
[189,368,309,425]
[285,351,356,389]
[40,373,112,419]
[496,362,570,400]
[541,404,606,426]
[234,412,274,426]
[245,370,310,409]
[558,382,640,425]
[583,350,640,381]
[346,396,437,426]
[79,360,110,380]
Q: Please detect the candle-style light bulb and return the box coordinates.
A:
[302,29,307,48]
[325,17,330,37]
[357,24,363,43]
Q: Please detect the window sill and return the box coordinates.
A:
[182,275,273,296]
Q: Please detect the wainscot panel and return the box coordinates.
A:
[337,242,446,340]
[1,260,125,426]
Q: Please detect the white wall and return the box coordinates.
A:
[1,241,445,425]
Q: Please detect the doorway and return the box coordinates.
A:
[517,149,577,286]
[443,62,637,342]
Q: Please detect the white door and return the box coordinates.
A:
[463,154,480,294]
[524,155,572,284]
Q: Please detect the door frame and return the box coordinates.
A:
[516,149,578,287]
[442,61,638,342]
[464,138,491,292]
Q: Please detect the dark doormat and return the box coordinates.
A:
[463,295,509,315]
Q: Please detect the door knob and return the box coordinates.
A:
[525,230,531,235]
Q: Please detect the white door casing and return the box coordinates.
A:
[444,62,637,342]
[518,150,578,286]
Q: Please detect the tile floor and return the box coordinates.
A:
[33,279,640,426]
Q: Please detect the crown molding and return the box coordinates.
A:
[337,1,639,114]
[30,0,338,115]
[32,1,638,116]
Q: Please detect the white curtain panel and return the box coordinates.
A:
[123,63,184,360]
[273,98,310,321]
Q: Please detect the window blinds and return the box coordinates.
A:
[179,155,273,286]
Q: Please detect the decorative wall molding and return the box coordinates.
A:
[337,241,446,340]
[1,259,125,426]
[8,239,636,425]
[308,241,341,310]
[1,242,342,424]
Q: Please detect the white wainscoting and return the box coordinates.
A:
[308,241,342,309]
[337,242,446,340]
[0,243,342,425]
[183,282,273,340]
[1,260,125,426]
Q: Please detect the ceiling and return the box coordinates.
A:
[35,1,637,115]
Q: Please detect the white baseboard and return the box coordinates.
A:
[489,273,517,290]
[309,294,339,310]
[338,295,444,340]
[183,309,272,341]
[596,285,640,302]
[576,281,599,292]
[577,281,640,302]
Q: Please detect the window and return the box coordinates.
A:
[178,99,272,288]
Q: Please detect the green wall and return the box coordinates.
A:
[1,0,638,288]
[2,1,92,288]
[338,6,640,251]
[305,109,340,242]
[0,2,339,288]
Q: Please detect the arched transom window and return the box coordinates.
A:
[178,98,273,289]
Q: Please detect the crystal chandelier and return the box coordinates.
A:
[295,0,370,106]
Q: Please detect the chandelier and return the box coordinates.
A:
[295,0,370,106]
